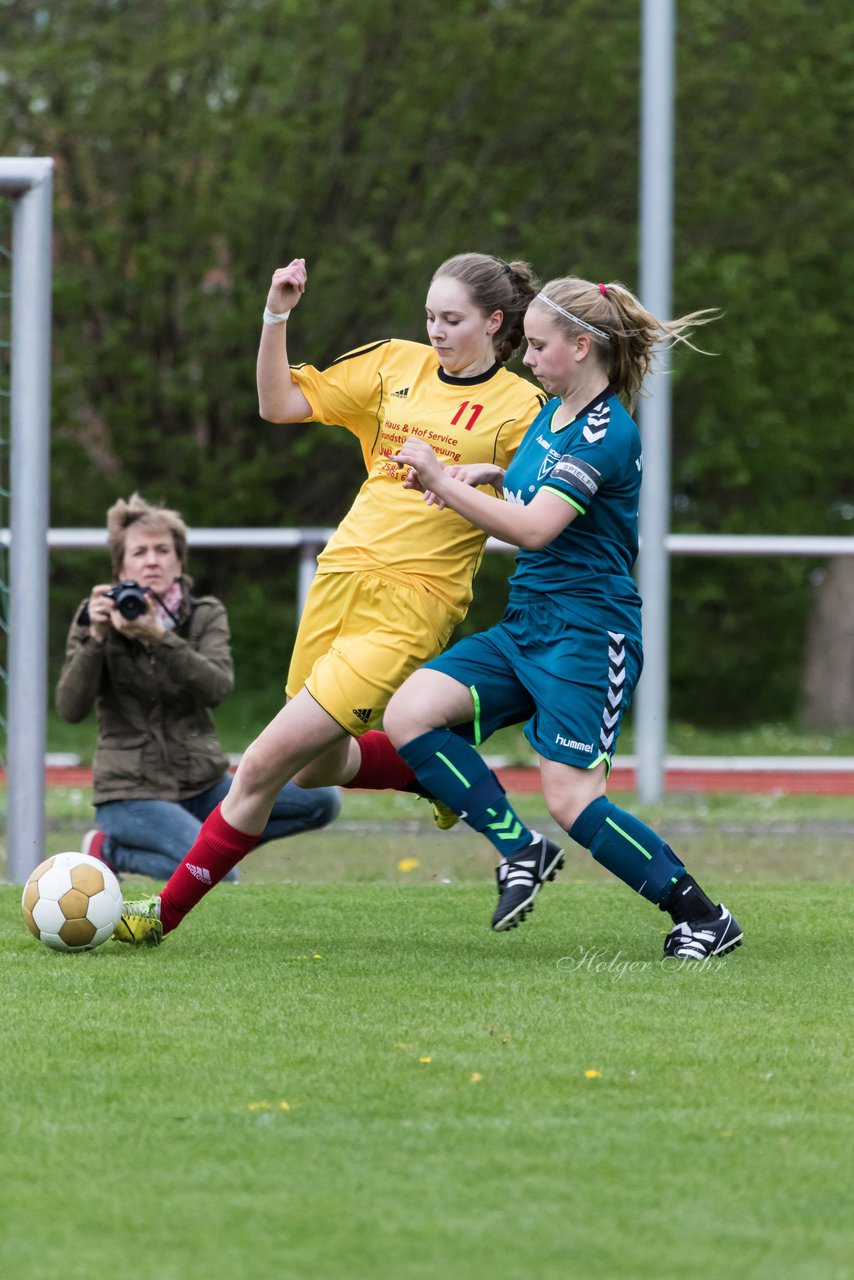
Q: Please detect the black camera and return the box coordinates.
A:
[106,579,150,620]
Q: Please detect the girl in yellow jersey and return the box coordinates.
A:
[114,252,545,943]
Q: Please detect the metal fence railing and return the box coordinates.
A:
[3,527,848,620]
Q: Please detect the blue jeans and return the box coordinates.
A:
[95,776,340,882]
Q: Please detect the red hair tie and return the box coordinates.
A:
[597,283,608,297]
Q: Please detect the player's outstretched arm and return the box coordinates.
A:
[403,461,506,509]
[257,258,314,423]
[394,438,576,549]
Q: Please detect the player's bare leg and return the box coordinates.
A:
[114,693,348,944]
[293,691,460,829]
[220,691,348,834]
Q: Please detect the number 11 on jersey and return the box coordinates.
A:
[451,401,484,431]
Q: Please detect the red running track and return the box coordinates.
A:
[498,761,854,796]
[10,760,854,796]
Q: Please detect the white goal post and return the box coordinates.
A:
[0,158,53,885]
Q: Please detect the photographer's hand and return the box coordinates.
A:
[88,584,115,645]
[113,594,166,644]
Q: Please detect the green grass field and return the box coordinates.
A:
[2,789,853,1279]
[41,705,854,763]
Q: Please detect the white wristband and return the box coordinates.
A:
[263,306,291,325]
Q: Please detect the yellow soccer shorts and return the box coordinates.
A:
[286,569,465,737]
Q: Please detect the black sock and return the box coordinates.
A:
[660,874,718,924]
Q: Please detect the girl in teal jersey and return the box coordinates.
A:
[387,276,742,962]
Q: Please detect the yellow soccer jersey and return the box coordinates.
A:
[292,339,545,611]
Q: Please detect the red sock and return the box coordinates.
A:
[158,803,261,935]
[343,730,421,792]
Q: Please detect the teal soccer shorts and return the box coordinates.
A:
[424,589,643,771]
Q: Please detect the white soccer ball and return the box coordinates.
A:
[21,852,123,952]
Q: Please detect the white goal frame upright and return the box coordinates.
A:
[0,158,53,884]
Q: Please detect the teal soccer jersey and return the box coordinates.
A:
[424,386,645,768]
[503,388,643,639]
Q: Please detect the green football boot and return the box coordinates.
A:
[112,894,163,947]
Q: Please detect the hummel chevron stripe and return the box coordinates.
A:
[487,811,523,841]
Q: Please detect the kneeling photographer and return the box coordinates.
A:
[56,492,340,881]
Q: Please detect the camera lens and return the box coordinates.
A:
[110,581,148,620]
[117,592,147,620]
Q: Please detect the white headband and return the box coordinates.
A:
[535,293,612,343]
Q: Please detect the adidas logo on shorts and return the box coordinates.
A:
[353,708,373,724]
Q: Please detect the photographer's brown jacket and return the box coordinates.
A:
[55,579,234,803]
